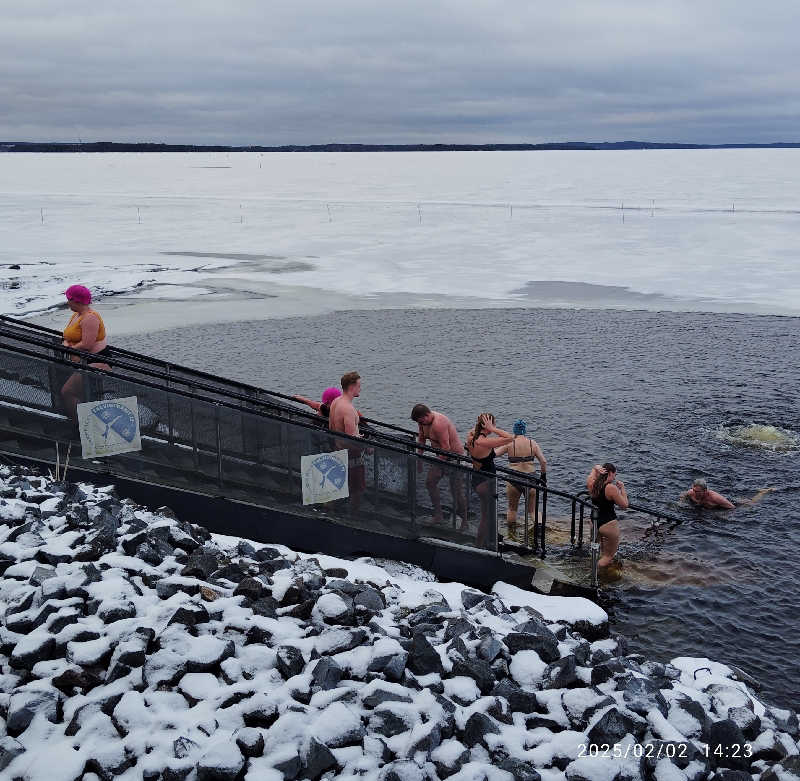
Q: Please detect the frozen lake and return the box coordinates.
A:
[2,149,800,327]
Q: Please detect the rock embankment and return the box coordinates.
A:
[0,464,798,781]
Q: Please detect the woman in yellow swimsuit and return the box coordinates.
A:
[61,285,111,421]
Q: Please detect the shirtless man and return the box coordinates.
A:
[329,372,365,512]
[681,478,735,509]
[411,403,467,524]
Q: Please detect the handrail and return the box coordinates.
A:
[1,314,687,579]
[0,315,418,439]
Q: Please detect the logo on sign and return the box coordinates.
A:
[91,402,138,443]
[311,453,347,490]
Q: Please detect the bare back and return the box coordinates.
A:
[329,396,359,438]
[420,412,461,456]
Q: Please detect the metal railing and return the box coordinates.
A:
[0,315,686,586]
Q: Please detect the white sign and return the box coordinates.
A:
[301,449,349,505]
[77,396,142,459]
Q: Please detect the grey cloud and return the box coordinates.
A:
[0,0,798,144]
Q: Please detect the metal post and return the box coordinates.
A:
[373,447,379,517]
[578,503,585,547]
[408,453,417,536]
[540,483,547,556]
[533,483,540,551]
[166,365,174,445]
[215,403,223,487]
[523,485,529,549]
[491,475,499,552]
[190,397,199,468]
[590,507,599,588]
[570,498,577,545]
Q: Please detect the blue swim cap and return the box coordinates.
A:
[513,419,527,435]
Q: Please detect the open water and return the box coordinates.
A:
[131,306,800,710]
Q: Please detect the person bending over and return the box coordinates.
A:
[587,462,628,568]
[411,403,467,526]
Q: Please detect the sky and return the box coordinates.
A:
[1,0,798,145]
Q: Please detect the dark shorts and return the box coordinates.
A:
[89,346,113,368]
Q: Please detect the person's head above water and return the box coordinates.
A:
[692,477,708,494]
[512,419,527,436]
[321,387,341,406]
[65,285,92,306]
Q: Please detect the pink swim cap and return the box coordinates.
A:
[321,387,342,405]
[65,284,92,304]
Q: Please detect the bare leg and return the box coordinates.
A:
[426,465,444,522]
[505,481,521,542]
[60,373,84,422]
[475,480,493,548]
[597,520,620,567]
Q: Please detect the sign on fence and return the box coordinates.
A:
[77,396,142,459]
[301,449,349,505]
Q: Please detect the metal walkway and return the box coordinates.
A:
[0,315,683,591]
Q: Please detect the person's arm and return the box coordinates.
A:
[532,441,547,473]
[709,490,735,510]
[606,480,629,509]
[483,420,514,447]
[587,464,602,491]
[494,441,511,457]
[293,395,322,412]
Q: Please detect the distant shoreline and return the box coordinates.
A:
[3,141,800,153]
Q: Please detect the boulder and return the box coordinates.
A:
[504,627,560,663]
[463,711,500,749]
[235,727,265,757]
[196,738,244,781]
[587,707,647,744]
[7,689,62,736]
[541,655,578,689]
[407,632,444,676]
[276,645,305,679]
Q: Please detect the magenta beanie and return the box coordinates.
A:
[321,387,342,405]
[65,285,92,304]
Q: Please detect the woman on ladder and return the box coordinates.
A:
[465,413,514,549]
[587,462,628,569]
[494,419,547,543]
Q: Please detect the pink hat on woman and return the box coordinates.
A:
[65,285,92,304]
[321,387,342,405]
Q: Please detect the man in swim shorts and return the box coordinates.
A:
[681,478,735,509]
[411,403,467,525]
[329,372,366,512]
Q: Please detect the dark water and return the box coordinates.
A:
[126,307,800,710]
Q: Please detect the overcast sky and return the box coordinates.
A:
[1,1,798,145]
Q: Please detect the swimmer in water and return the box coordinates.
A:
[681,479,775,509]
[681,478,734,509]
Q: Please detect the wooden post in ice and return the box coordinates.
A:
[137,207,141,224]
[621,202,625,224]
[418,204,422,224]
[509,204,513,219]
[40,208,44,224]
[326,204,332,223]
[240,204,243,224]
[651,199,654,217]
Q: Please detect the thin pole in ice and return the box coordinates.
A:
[621,202,625,223]
[509,204,513,219]
[418,204,422,224]
[651,199,655,217]
[137,207,141,224]
[326,204,332,222]
[40,208,44,224]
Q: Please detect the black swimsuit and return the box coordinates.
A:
[470,446,496,488]
[593,491,618,525]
